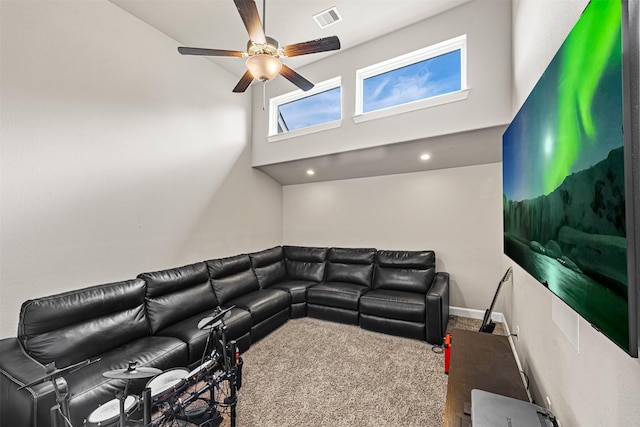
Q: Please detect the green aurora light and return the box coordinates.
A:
[545,0,621,194]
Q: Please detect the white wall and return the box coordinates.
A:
[283,162,503,311]
[0,0,282,338]
[251,0,512,167]
[505,1,640,426]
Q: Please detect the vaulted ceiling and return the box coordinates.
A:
[109,0,507,185]
[110,0,471,79]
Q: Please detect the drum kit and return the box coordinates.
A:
[25,306,242,427]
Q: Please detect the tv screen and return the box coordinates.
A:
[503,0,638,356]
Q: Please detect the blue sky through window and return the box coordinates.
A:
[278,87,341,133]
[362,50,461,113]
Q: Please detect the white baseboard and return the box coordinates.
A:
[450,306,505,323]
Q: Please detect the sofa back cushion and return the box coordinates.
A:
[207,254,260,305]
[325,247,376,287]
[373,250,436,293]
[18,279,148,367]
[249,246,286,288]
[139,262,217,334]
[283,246,328,282]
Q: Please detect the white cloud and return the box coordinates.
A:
[364,61,460,112]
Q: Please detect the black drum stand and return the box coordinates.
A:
[29,306,242,427]
[150,305,242,427]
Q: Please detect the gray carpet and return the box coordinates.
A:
[236,318,449,426]
[209,316,507,427]
[152,316,506,426]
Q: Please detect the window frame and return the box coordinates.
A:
[268,76,342,142]
[354,35,469,123]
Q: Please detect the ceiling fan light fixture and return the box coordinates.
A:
[246,54,282,82]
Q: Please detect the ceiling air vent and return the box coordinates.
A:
[313,7,342,29]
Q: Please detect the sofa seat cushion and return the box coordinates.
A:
[156,313,211,364]
[359,289,425,323]
[269,280,316,304]
[211,307,253,343]
[65,335,188,427]
[307,282,369,311]
[157,307,251,365]
[228,289,291,324]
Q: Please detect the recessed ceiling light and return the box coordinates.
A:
[306,169,315,176]
[420,154,431,161]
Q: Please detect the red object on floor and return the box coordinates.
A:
[444,333,452,374]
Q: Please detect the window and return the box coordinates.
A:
[355,35,468,122]
[362,50,461,113]
[269,77,341,140]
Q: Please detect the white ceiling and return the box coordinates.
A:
[109,0,471,79]
[108,0,502,184]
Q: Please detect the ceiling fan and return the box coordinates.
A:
[178,0,341,93]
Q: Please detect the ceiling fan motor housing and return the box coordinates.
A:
[247,36,280,57]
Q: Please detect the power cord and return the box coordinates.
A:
[431,315,458,354]
[57,407,74,427]
[520,370,530,390]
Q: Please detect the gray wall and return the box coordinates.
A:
[278,0,511,313]
[283,162,503,311]
[0,0,283,338]
[251,0,512,167]
[505,1,640,426]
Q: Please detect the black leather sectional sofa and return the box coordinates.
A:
[0,246,449,427]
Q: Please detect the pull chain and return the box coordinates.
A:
[262,0,268,112]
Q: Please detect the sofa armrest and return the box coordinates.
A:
[0,337,62,427]
[425,272,450,345]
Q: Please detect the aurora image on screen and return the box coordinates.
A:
[503,1,631,351]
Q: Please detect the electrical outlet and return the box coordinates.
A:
[515,325,520,341]
[545,395,552,410]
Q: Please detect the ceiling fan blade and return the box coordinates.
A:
[280,65,314,91]
[178,47,244,57]
[282,36,341,57]
[232,70,254,93]
[233,0,267,45]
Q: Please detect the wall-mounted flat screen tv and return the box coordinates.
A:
[503,0,638,356]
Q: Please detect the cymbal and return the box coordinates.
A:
[103,362,162,380]
[198,305,235,330]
